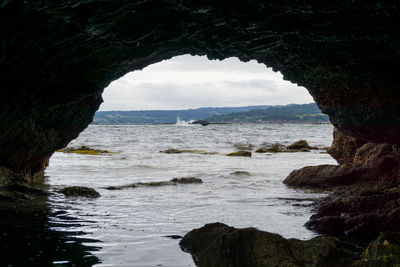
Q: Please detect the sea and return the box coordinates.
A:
[1,123,336,266]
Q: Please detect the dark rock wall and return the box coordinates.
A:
[1,1,400,179]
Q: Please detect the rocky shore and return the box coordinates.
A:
[180,128,400,266]
[180,223,400,267]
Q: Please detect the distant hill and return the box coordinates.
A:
[93,105,272,124]
[204,103,329,123]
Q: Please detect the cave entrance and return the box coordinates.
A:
[46,55,335,266]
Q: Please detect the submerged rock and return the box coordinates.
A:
[255,142,311,153]
[255,143,285,153]
[180,222,361,267]
[60,186,100,198]
[57,146,114,155]
[230,171,251,176]
[225,151,252,157]
[105,177,203,190]
[160,149,218,155]
[233,143,254,151]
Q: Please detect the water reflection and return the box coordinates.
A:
[0,189,101,266]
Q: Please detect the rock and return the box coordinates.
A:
[60,186,100,198]
[284,127,400,236]
[57,146,114,155]
[225,151,252,157]
[305,188,400,238]
[0,183,49,201]
[165,235,183,239]
[180,222,361,267]
[255,143,285,153]
[286,140,312,150]
[327,128,367,165]
[105,177,203,190]
[233,143,254,151]
[361,232,400,266]
[255,142,311,153]
[283,164,370,189]
[170,177,203,184]
[160,149,218,155]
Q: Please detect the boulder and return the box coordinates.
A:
[286,140,312,150]
[60,186,100,198]
[180,222,361,267]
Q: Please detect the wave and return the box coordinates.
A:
[175,117,196,126]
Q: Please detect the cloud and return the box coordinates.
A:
[100,55,313,110]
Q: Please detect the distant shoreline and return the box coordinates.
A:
[91,121,331,126]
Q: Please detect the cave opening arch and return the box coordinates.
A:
[0,1,399,184]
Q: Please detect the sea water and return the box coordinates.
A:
[3,124,336,266]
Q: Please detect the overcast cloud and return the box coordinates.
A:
[100,55,314,110]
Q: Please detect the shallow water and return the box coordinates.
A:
[2,124,336,266]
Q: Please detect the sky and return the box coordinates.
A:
[100,55,314,111]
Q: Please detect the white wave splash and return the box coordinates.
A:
[175,117,196,126]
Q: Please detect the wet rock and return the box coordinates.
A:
[165,235,183,239]
[0,191,31,201]
[233,143,254,151]
[361,232,400,266]
[0,183,49,201]
[306,188,400,238]
[60,186,100,198]
[255,143,285,153]
[105,177,203,190]
[286,140,313,150]
[6,183,49,196]
[255,142,311,153]
[283,164,370,189]
[225,151,252,157]
[160,149,217,155]
[57,146,114,155]
[170,177,202,184]
[180,222,361,267]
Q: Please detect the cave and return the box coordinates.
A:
[1,1,400,265]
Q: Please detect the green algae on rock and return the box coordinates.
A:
[225,151,252,157]
[57,146,115,155]
[255,141,312,153]
[361,232,400,266]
